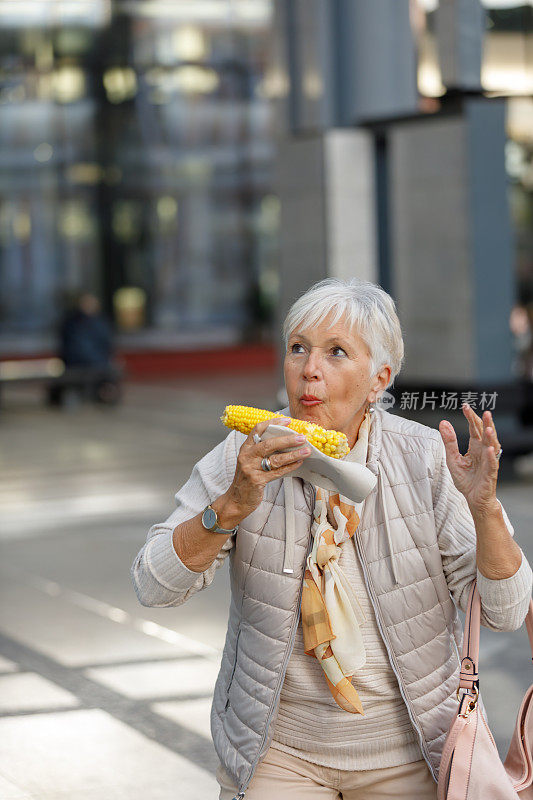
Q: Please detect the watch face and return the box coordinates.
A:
[203,507,217,529]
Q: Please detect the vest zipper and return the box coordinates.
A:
[352,526,438,784]
[224,626,241,711]
[231,485,315,800]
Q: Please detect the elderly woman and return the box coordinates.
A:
[131,278,533,800]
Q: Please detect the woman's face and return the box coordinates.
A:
[283,314,390,449]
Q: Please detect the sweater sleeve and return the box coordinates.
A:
[130,429,241,608]
[431,435,532,632]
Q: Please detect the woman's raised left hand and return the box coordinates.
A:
[438,403,502,516]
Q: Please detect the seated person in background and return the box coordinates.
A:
[50,292,119,405]
[60,292,113,369]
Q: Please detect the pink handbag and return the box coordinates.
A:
[438,578,533,799]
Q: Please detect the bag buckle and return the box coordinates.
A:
[456,684,479,717]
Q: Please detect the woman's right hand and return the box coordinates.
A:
[226,417,311,518]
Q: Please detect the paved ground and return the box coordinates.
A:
[1,375,532,799]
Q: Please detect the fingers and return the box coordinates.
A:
[482,410,501,456]
[438,419,461,460]
[253,416,291,437]
[263,445,311,474]
[248,418,303,457]
[260,431,305,457]
[249,416,291,442]
[463,403,501,455]
[243,417,311,473]
[462,403,482,439]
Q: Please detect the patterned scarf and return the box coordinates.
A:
[300,409,372,715]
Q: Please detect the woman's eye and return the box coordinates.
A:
[290,343,346,355]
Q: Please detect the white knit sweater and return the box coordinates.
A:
[131,428,533,771]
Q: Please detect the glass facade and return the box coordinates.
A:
[0,0,278,352]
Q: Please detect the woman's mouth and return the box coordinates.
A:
[300,395,322,406]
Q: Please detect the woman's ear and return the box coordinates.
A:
[375,366,391,396]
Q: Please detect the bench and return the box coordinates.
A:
[0,358,124,408]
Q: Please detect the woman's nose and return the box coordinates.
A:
[302,352,323,379]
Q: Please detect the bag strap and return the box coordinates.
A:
[458,579,533,694]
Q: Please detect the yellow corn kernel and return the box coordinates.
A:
[219,404,349,459]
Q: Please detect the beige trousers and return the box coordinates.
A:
[216,745,438,799]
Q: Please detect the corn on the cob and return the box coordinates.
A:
[220,404,350,459]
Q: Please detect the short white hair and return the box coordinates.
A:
[282,277,405,391]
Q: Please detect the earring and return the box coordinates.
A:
[368,401,375,414]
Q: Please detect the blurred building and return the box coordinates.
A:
[0,0,279,373]
[272,0,533,391]
[0,0,532,383]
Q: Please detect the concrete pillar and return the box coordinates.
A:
[389,97,514,384]
[275,0,418,132]
[436,0,485,90]
[274,128,378,389]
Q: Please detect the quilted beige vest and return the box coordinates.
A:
[211,406,487,798]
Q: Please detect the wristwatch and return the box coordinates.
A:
[201,504,238,536]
